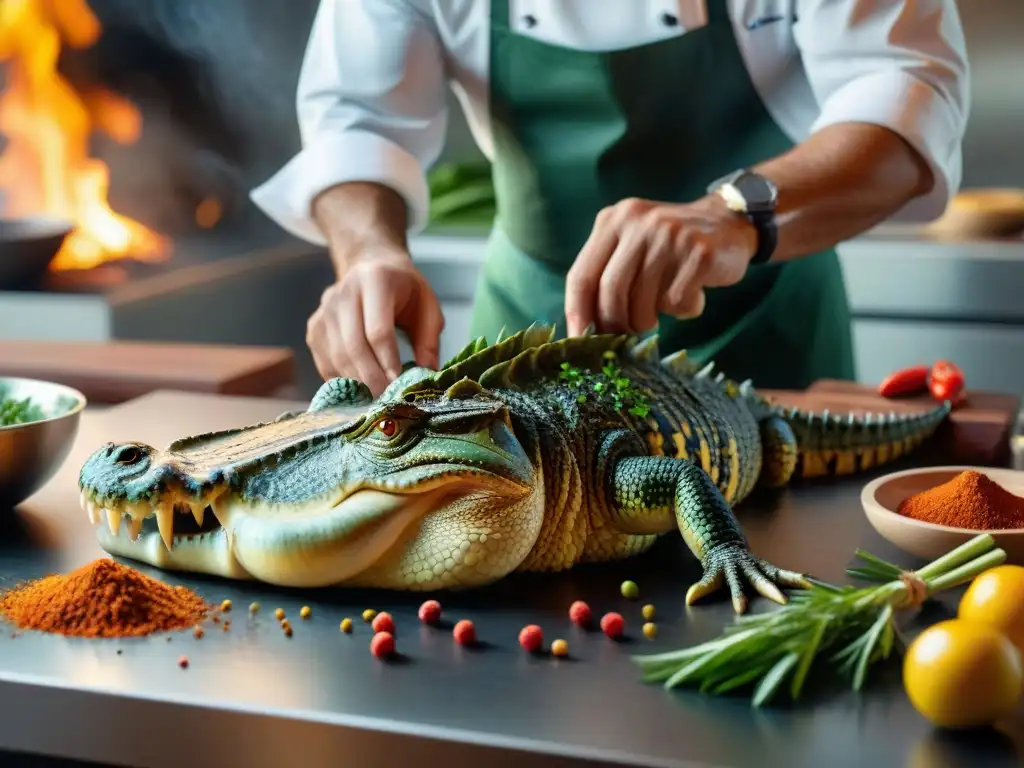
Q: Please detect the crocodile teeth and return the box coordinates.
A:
[190,503,205,527]
[106,507,122,535]
[210,500,232,528]
[85,500,100,525]
[156,503,175,550]
[127,516,143,541]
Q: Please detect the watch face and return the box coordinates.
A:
[733,171,777,212]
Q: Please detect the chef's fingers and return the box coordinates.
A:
[661,238,712,319]
[361,281,403,382]
[405,285,444,371]
[307,303,342,381]
[565,208,620,336]
[628,229,673,333]
[597,230,645,334]
[338,292,390,396]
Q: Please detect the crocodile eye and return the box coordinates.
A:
[376,418,398,437]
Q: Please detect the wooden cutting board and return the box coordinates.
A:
[761,379,1021,468]
[0,340,295,404]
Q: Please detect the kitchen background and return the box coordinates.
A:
[1,0,1023,397]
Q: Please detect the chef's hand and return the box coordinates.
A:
[564,196,758,336]
[306,248,445,397]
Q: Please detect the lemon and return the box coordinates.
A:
[959,565,1024,655]
[904,619,1022,728]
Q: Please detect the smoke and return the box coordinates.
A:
[74,0,320,234]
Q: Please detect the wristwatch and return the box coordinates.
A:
[706,169,778,265]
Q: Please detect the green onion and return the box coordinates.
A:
[632,534,1005,707]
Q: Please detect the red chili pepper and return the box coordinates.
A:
[878,365,930,398]
[930,360,965,390]
[929,376,967,405]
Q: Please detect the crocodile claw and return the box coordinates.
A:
[685,544,811,614]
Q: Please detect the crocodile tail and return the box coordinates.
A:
[780,400,953,480]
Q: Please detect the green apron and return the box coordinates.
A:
[469,0,856,389]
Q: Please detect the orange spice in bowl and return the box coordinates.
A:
[897,471,1024,531]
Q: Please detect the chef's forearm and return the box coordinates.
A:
[312,182,411,277]
[751,123,935,262]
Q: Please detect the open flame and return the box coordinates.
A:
[0,0,171,271]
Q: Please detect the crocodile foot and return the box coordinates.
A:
[686,543,811,614]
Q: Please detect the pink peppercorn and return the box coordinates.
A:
[568,600,592,627]
[371,612,395,634]
[600,612,625,638]
[453,620,476,646]
[518,624,544,653]
[418,600,442,624]
[370,631,395,658]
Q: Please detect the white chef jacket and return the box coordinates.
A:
[251,0,971,247]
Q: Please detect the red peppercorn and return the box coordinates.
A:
[370,631,395,659]
[177,655,189,669]
[568,600,592,627]
[418,600,442,624]
[371,611,395,634]
[600,612,625,638]
[518,624,544,653]
[453,619,476,646]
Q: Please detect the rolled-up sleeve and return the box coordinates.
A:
[794,0,970,221]
[250,0,448,243]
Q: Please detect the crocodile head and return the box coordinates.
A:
[77,374,542,589]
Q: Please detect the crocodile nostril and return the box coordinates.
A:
[113,445,143,466]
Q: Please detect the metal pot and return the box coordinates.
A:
[0,216,74,290]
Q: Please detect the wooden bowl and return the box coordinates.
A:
[861,466,1024,562]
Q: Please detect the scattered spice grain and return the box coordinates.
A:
[551,639,569,657]
[220,600,232,612]
[178,655,189,669]
[340,618,353,633]
[371,631,394,658]
[418,600,442,624]
[193,626,205,639]
[274,608,285,621]
[300,606,311,620]
[620,580,639,599]
[249,602,260,614]
[600,612,625,638]
[641,604,656,621]
[519,624,543,653]
[0,559,210,638]
[453,619,476,646]
[372,612,395,634]
[362,608,377,623]
[642,622,657,639]
[897,470,1024,531]
[568,600,591,627]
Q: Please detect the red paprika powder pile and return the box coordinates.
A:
[897,470,1024,530]
[0,558,211,638]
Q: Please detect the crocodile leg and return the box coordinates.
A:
[610,456,810,613]
[757,415,799,489]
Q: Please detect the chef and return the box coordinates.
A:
[252,1,970,395]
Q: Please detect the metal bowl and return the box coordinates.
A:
[0,216,74,289]
[0,376,87,507]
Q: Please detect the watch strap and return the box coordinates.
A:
[747,210,777,265]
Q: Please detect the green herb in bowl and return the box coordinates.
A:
[0,394,47,426]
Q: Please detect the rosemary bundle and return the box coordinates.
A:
[632,534,1006,707]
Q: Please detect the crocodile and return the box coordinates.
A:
[77,326,950,613]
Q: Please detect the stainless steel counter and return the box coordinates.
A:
[1,390,1021,768]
